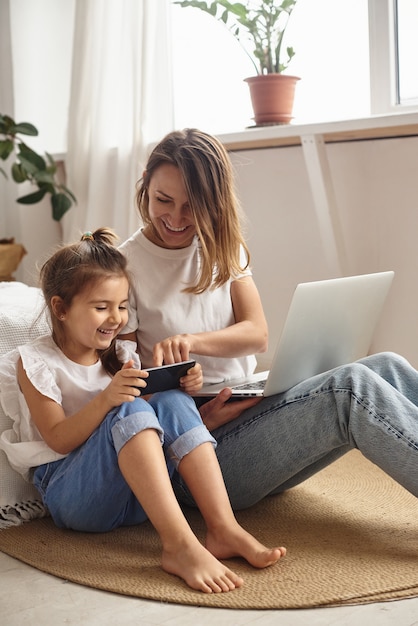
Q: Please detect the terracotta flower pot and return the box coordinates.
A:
[245,74,300,126]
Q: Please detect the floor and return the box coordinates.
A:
[2,552,418,625]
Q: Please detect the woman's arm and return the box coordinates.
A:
[152,276,268,365]
[17,358,147,455]
[118,331,137,342]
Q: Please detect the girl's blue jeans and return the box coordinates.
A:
[33,390,215,532]
[172,352,418,509]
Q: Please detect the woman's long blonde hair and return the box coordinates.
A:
[136,128,250,294]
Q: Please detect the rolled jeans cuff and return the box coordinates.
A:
[167,424,217,469]
[111,411,164,455]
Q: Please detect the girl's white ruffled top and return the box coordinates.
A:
[0,337,139,480]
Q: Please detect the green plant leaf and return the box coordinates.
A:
[33,170,56,185]
[52,193,72,221]
[17,188,48,204]
[0,139,14,160]
[45,152,58,173]
[11,162,27,183]
[1,113,76,220]
[175,0,298,75]
[61,184,77,204]
[0,114,15,134]
[18,144,46,171]
[13,122,38,136]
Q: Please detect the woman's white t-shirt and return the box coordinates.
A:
[120,228,257,383]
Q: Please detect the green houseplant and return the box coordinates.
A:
[0,114,76,222]
[174,0,300,124]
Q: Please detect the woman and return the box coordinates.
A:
[120,128,418,510]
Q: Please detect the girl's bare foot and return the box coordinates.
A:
[205,523,286,569]
[161,537,244,593]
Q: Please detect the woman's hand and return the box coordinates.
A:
[153,334,192,365]
[180,362,203,394]
[198,388,261,431]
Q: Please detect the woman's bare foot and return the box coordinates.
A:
[205,522,286,569]
[161,536,244,593]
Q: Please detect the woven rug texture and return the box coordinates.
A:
[0,450,417,609]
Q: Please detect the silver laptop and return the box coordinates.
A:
[194,271,394,398]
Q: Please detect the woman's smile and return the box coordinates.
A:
[145,163,197,249]
[161,218,189,233]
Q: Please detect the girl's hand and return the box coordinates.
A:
[180,362,203,394]
[153,334,192,365]
[103,360,149,406]
[17,358,149,456]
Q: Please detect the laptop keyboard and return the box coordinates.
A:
[233,379,267,391]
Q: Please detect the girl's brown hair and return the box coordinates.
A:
[39,227,129,375]
[136,128,250,294]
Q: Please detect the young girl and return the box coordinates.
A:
[0,228,285,594]
[119,128,418,514]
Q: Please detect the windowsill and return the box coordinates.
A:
[216,111,418,151]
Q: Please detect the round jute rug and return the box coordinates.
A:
[0,451,417,609]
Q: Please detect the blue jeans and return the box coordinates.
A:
[33,390,215,531]
[173,352,418,509]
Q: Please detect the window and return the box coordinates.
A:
[172,0,418,133]
[368,0,418,114]
[171,0,371,132]
[6,0,417,156]
[395,0,418,105]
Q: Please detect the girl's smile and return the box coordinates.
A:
[56,276,130,365]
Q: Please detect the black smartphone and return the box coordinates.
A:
[141,360,196,395]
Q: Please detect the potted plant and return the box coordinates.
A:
[174,0,300,125]
[0,114,76,280]
[0,114,76,221]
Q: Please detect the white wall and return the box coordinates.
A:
[229,135,418,369]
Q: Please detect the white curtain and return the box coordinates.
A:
[63,0,174,244]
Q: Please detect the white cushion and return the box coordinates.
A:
[0,282,50,527]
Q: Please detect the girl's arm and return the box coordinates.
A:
[17,358,147,455]
[152,276,268,365]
